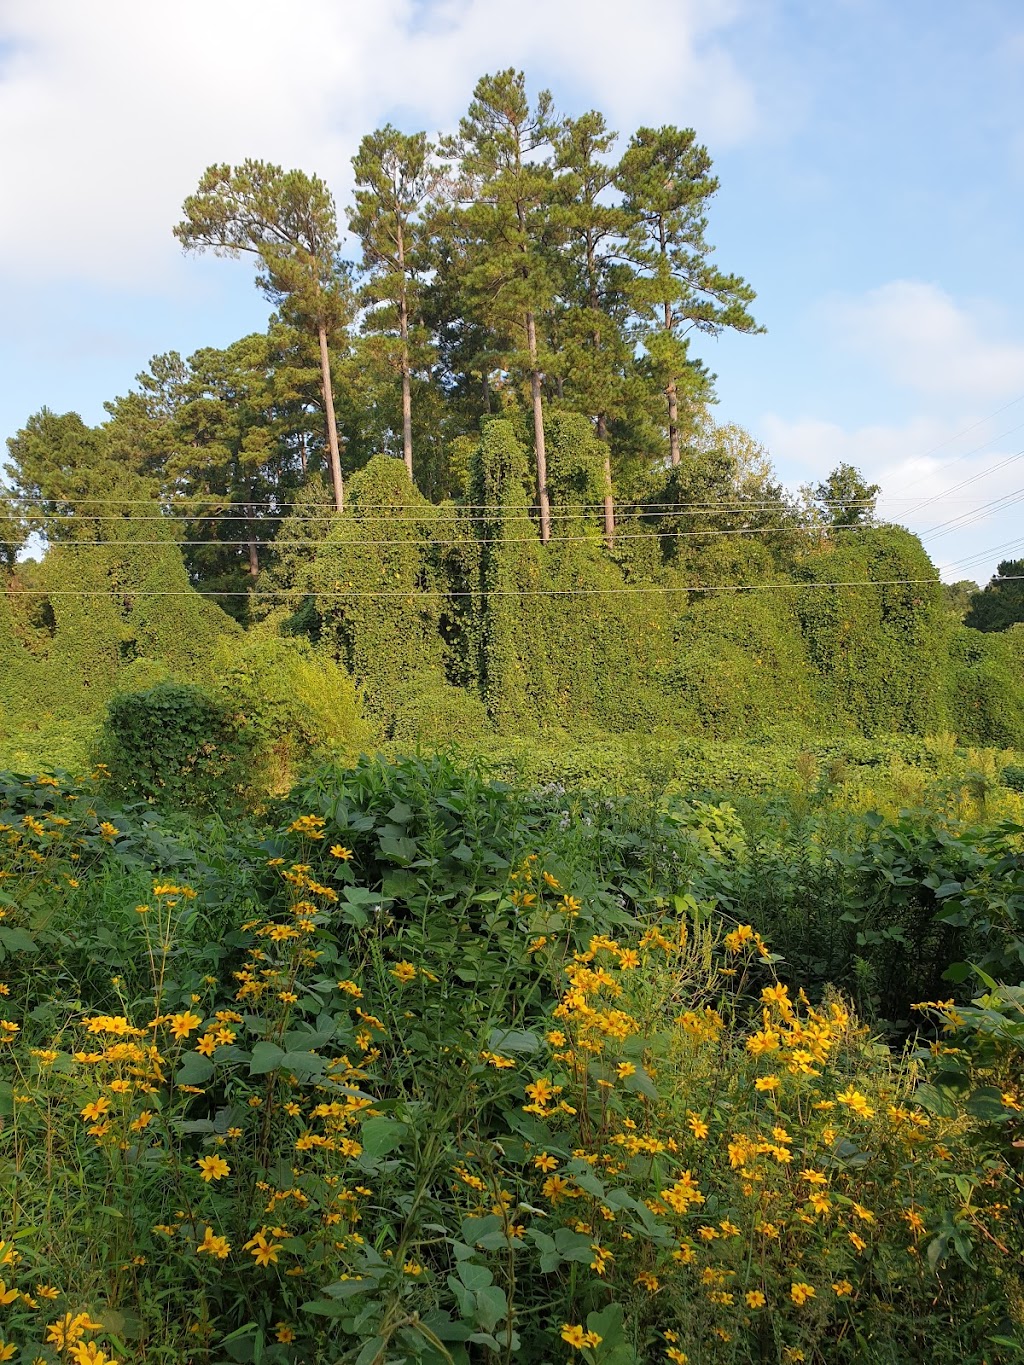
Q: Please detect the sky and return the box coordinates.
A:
[1,0,1022,584]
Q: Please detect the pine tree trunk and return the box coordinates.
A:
[397,226,413,480]
[400,345,413,481]
[667,380,681,467]
[663,294,680,466]
[526,310,551,544]
[587,231,616,542]
[318,323,344,513]
[597,413,615,547]
[248,538,259,577]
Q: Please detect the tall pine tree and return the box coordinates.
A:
[445,70,562,542]
[349,126,442,484]
[174,161,351,511]
[617,127,762,467]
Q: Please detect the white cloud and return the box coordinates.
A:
[0,0,756,287]
[758,409,1024,582]
[828,280,1024,404]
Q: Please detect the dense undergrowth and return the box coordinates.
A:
[0,753,1022,1364]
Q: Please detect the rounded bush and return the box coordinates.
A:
[100,681,254,809]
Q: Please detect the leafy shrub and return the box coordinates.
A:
[388,671,493,748]
[217,632,371,790]
[0,785,1021,1363]
[100,681,254,809]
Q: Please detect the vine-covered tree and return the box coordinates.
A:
[808,463,881,528]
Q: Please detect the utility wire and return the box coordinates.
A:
[5,577,1022,600]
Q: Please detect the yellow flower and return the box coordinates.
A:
[525,1078,560,1106]
[244,1230,283,1267]
[196,1034,217,1056]
[0,1342,13,1362]
[337,980,363,998]
[560,1325,602,1350]
[836,1086,874,1119]
[70,1342,118,1365]
[80,1097,111,1123]
[0,1282,17,1305]
[790,1282,815,1306]
[390,961,416,984]
[666,1350,689,1365]
[686,1112,709,1139]
[98,821,120,842]
[169,1011,202,1040]
[289,815,325,838]
[745,1290,766,1309]
[37,1284,60,1300]
[849,1231,867,1253]
[755,1075,779,1091]
[197,1227,231,1259]
[329,845,352,860]
[615,1062,636,1080]
[902,1207,926,1235]
[832,1279,853,1297]
[197,1155,230,1182]
[724,923,755,953]
[275,1323,295,1343]
[45,1315,103,1351]
[533,1153,558,1172]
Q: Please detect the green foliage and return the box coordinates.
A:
[666,586,827,739]
[388,674,492,748]
[1,756,1022,1363]
[290,455,454,723]
[0,518,239,730]
[947,626,1024,748]
[100,681,255,809]
[216,631,370,789]
[795,526,949,734]
[965,559,1024,632]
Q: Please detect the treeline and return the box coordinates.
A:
[3,68,772,590]
[2,69,1023,770]
[2,416,1023,771]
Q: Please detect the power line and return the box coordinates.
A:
[883,395,1024,497]
[940,534,1024,574]
[898,448,1024,520]
[919,486,1024,541]
[0,521,878,550]
[6,576,1021,600]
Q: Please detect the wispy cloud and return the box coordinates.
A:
[827,280,1024,403]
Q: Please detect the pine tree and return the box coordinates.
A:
[174,161,351,511]
[553,110,635,543]
[348,126,442,483]
[617,127,762,467]
[445,70,562,542]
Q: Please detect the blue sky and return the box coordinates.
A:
[2,0,1022,582]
